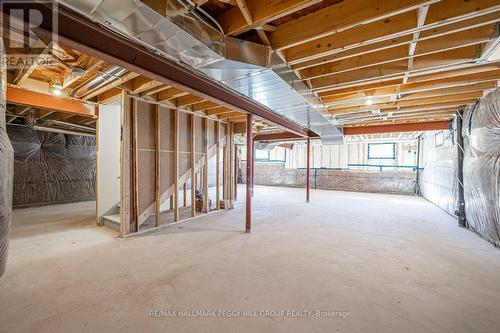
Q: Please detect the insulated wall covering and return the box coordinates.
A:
[419,128,458,216]
[463,88,500,246]
[242,162,416,194]
[7,126,96,207]
[0,44,14,278]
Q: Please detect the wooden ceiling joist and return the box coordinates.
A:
[310,47,479,90]
[287,2,500,67]
[218,0,320,35]
[6,0,500,133]
[299,26,495,81]
[269,0,437,50]
[327,83,493,108]
[329,92,481,115]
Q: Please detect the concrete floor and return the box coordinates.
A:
[1,186,499,333]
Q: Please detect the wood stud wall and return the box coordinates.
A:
[120,93,235,237]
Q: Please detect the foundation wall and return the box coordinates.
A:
[242,162,416,194]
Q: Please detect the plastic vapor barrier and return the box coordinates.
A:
[419,126,458,216]
[463,88,500,246]
[242,162,416,194]
[0,44,14,278]
[7,126,96,207]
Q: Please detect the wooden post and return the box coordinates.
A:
[191,114,196,217]
[173,108,179,222]
[216,122,220,210]
[155,105,161,227]
[132,99,139,232]
[203,118,209,213]
[306,137,310,203]
[246,114,253,233]
[229,123,234,205]
[119,92,130,237]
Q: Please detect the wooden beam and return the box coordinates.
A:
[157,87,189,101]
[131,77,163,94]
[254,131,319,141]
[14,46,53,86]
[343,120,450,134]
[7,86,97,116]
[97,87,122,104]
[343,115,453,126]
[235,0,253,25]
[320,71,500,103]
[142,84,170,96]
[207,107,233,116]
[191,101,220,112]
[329,92,482,114]
[218,0,320,36]
[326,83,494,108]
[176,95,205,108]
[269,0,436,50]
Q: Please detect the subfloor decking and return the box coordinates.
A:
[1,186,499,333]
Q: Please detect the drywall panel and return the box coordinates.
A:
[97,103,120,222]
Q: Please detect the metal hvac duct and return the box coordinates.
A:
[59,0,343,144]
[71,66,127,99]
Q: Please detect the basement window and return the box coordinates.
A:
[368,143,396,160]
[435,131,445,147]
[255,149,270,160]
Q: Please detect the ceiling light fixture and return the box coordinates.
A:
[366,98,373,106]
[52,84,63,96]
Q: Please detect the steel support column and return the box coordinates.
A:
[246,115,253,233]
[456,111,467,228]
[415,135,422,196]
[234,147,238,201]
[306,138,311,203]
[251,140,255,197]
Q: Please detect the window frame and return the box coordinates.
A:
[367,142,396,160]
